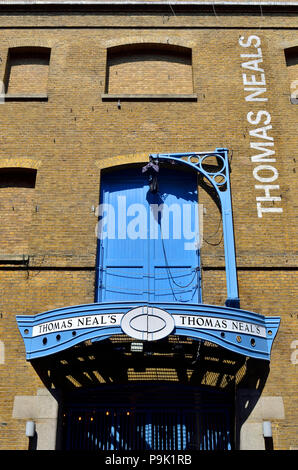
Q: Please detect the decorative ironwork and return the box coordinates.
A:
[149,148,239,308]
[15,148,281,363]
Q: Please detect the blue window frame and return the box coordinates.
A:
[96,166,201,304]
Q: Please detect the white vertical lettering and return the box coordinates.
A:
[257,203,283,217]
[255,185,281,202]
[243,74,266,86]
[253,165,279,183]
[244,87,268,101]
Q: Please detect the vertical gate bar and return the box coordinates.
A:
[141,412,144,450]
[203,412,207,450]
[210,413,213,451]
[205,412,209,450]
[137,412,140,450]
[212,413,216,451]
[136,412,139,450]
[168,411,170,450]
[183,411,186,450]
[188,411,191,450]
[118,411,121,450]
[66,412,69,450]
[105,410,108,450]
[106,410,109,451]
[74,412,77,450]
[110,411,114,451]
[227,411,232,450]
[115,410,118,450]
[86,411,89,450]
[79,412,83,450]
[76,412,81,450]
[130,410,134,450]
[163,410,165,451]
[217,413,221,450]
[177,412,181,450]
[123,411,126,450]
[165,411,168,450]
[102,410,105,450]
[91,412,94,450]
[173,411,175,450]
[79,411,83,450]
[220,411,225,450]
[98,410,102,450]
[82,411,85,450]
[65,412,71,450]
[154,413,158,450]
[86,412,89,450]
[85,412,89,450]
[144,411,146,450]
[208,413,212,450]
[171,411,174,450]
[72,412,76,450]
[70,412,73,450]
[94,411,97,450]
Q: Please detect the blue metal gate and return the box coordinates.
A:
[63,405,233,450]
[96,166,201,304]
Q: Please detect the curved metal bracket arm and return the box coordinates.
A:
[150,148,239,308]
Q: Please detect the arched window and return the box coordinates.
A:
[104,43,195,98]
[4,46,51,100]
[284,46,298,104]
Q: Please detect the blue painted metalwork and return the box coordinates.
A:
[16,148,281,364]
[16,301,280,361]
[96,167,200,304]
[149,148,239,308]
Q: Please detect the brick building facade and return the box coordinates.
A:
[0,0,297,451]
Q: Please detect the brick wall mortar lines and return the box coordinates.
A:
[0,8,296,450]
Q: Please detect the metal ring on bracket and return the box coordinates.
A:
[212,172,227,186]
[199,153,226,175]
[187,155,200,165]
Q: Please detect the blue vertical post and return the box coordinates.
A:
[216,148,239,308]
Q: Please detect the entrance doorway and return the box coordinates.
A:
[62,385,234,450]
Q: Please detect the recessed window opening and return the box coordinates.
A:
[5,46,51,96]
[106,43,193,95]
[0,168,37,188]
[284,46,298,104]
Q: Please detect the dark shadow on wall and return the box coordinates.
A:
[28,431,38,451]
[234,357,270,450]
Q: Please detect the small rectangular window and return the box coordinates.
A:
[0,168,37,188]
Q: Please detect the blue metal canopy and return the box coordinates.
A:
[16,301,280,361]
